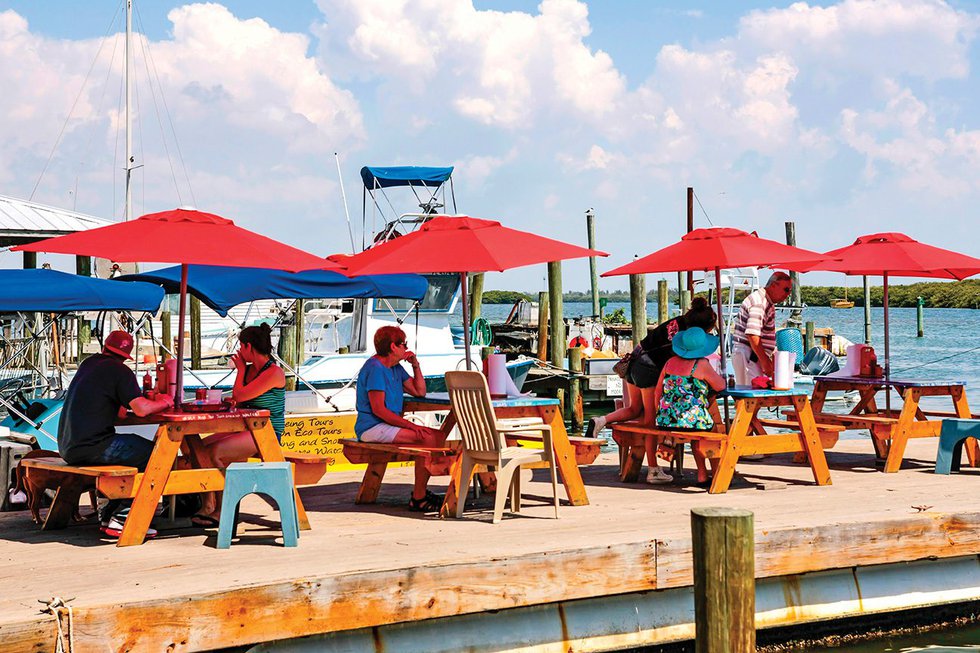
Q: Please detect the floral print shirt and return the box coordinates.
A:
[655,359,714,430]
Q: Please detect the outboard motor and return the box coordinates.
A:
[799,347,840,376]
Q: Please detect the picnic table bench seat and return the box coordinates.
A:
[21,451,329,530]
[610,424,726,483]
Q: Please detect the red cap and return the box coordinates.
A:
[103,330,135,360]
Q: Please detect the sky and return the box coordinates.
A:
[1,0,978,292]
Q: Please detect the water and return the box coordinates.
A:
[809,621,980,651]
[464,301,980,395]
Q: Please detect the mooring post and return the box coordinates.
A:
[295,299,305,368]
[691,507,755,653]
[586,208,600,318]
[568,346,584,431]
[679,289,691,315]
[863,276,872,345]
[916,296,925,338]
[629,262,646,347]
[784,221,802,328]
[190,296,202,370]
[548,262,565,410]
[160,310,172,361]
[658,279,669,324]
[537,291,549,362]
[469,273,484,321]
[805,321,815,352]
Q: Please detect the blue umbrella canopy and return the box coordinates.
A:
[116,265,428,317]
[0,269,164,313]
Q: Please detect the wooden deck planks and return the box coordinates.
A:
[2,437,980,651]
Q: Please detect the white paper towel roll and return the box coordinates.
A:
[487,353,509,397]
[831,344,862,377]
[773,351,795,390]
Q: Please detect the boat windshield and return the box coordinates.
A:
[374,273,458,313]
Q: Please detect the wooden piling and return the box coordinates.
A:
[658,279,668,324]
[469,273,484,321]
[805,321,815,352]
[784,222,802,327]
[629,268,646,346]
[294,300,305,367]
[863,276,872,345]
[190,296,202,370]
[916,297,925,338]
[568,346,584,431]
[536,291,549,362]
[22,251,36,269]
[687,187,695,297]
[75,255,91,277]
[77,317,91,362]
[691,507,755,653]
[679,289,691,315]
[587,209,600,317]
[548,262,565,412]
[160,311,172,361]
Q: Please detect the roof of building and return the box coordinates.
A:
[0,194,113,244]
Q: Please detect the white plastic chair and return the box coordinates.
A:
[445,370,559,523]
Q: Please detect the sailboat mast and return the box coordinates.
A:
[124,0,133,221]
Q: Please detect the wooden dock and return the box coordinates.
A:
[2,437,980,652]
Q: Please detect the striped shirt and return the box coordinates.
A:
[733,288,776,356]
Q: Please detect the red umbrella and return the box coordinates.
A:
[790,232,980,379]
[15,208,334,404]
[334,215,607,368]
[601,227,829,382]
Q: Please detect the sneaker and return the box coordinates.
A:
[101,508,157,539]
[585,416,606,439]
[646,467,673,485]
[742,453,768,461]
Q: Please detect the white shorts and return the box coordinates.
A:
[359,423,403,444]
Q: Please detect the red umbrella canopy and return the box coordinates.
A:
[601,226,827,276]
[335,215,607,276]
[793,232,980,279]
[14,208,333,272]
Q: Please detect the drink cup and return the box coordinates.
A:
[207,389,223,403]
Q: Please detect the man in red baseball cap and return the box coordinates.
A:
[58,330,174,538]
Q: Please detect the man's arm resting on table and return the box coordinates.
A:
[129,393,174,417]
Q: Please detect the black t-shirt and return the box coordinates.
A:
[639,316,688,368]
[58,353,141,464]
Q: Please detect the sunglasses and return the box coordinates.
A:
[392,340,407,347]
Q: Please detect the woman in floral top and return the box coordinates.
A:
[654,327,726,487]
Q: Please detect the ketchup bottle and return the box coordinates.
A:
[142,371,153,397]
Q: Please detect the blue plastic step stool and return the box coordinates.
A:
[217,462,299,549]
[934,419,980,475]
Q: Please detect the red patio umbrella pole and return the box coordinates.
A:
[174,264,189,406]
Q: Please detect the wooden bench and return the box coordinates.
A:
[340,439,457,504]
[610,424,727,483]
[21,452,330,530]
[755,418,844,448]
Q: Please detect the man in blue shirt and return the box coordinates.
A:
[355,326,446,512]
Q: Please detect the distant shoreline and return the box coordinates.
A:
[481,280,980,309]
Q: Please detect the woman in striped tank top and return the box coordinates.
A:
[195,323,286,527]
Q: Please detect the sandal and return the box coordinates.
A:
[408,493,443,513]
[191,513,221,528]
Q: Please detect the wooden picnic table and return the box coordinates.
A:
[795,375,977,473]
[698,386,833,493]
[111,407,310,546]
[404,393,590,515]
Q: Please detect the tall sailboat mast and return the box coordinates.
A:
[124,0,133,221]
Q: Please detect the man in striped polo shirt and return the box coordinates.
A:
[732,271,793,385]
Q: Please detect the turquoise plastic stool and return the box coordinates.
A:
[217,462,299,549]
[934,419,980,475]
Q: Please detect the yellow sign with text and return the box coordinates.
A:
[279,412,409,471]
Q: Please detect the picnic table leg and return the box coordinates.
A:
[440,453,466,518]
[249,418,310,531]
[621,438,644,483]
[883,388,921,473]
[810,384,829,413]
[951,386,979,466]
[792,396,832,486]
[709,399,756,494]
[355,462,388,504]
[41,474,90,530]
[118,425,180,547]
[540,405,588,506]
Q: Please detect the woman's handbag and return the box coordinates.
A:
[613,345,642,378]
